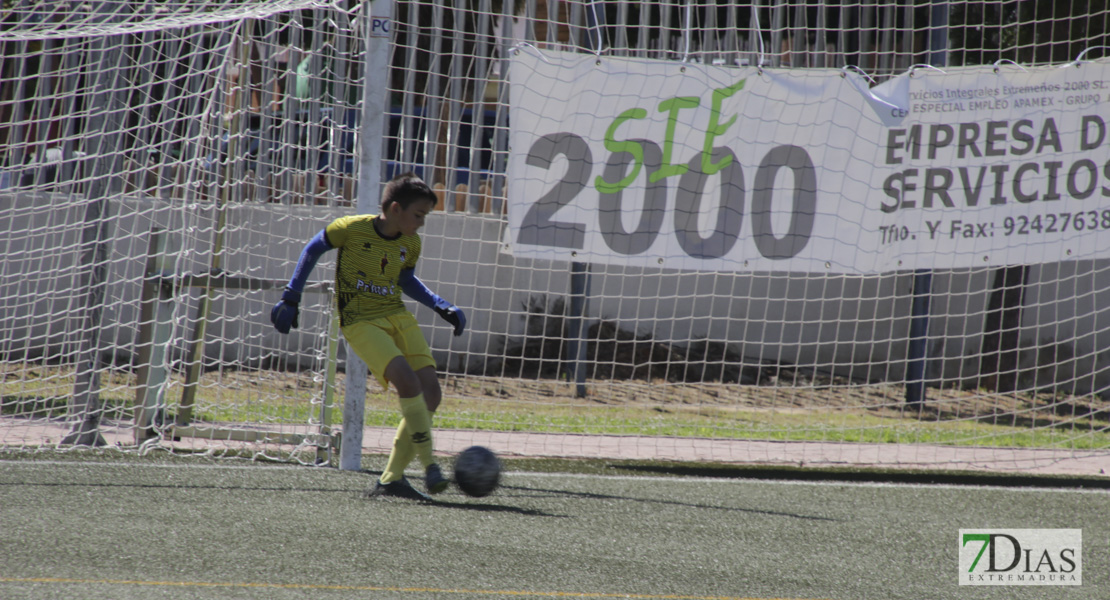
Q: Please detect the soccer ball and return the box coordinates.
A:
[453,445,501,497]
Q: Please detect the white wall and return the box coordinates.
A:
[3,192,1109,397]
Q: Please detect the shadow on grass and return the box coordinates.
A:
[423,496,565,517]
[359,468,835,520]
[610,463,1110,490]
[0,479,363,494]
[499,483,839,522]
[358,469,565,517]
[0,478,567,518]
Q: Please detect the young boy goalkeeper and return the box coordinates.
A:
[270,173,466,500]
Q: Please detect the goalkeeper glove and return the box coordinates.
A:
[433,298,466,336]
[270,287,301,334]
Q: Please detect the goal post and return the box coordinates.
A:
[339,0,394,472]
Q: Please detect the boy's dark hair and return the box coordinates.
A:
[382,172,437,211]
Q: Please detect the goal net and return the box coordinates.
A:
[0,0,358,462]
[2,0,1109,473]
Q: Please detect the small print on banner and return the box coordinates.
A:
[958,529,1081,586]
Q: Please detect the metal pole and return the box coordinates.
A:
[64,21,125,446]
[134,228,177,443]
[906,1,949,407]
[565,262,591,398]
[905,271,932,407]
[177,27,245,427]
[319,310,341,465]
[341,0,393,471]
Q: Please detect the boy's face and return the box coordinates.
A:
[389,198,436,236]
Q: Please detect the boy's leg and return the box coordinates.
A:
[380,356,435,474]
[379,419,416,484]
[396,394,434,468]
[341,322,419,485]
[350,315,445,494]
[380,366,441,483]
[410,367,448,493]
[381,352,432,465]
[415,365,442,412]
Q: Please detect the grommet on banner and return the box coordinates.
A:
[840,65,875,85]
[992,58,1026,74]
[906,63,946,78]
[508,42,551,64]
[1067,46,1110,67]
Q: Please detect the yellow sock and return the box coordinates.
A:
[398,394,434,469]
[379,419,416,484]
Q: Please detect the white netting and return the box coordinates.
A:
[0,1,328,40]
[1,1,360,462]
[2,1,1109,473]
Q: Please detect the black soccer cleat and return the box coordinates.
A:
[425,463,449,495]
[366,477,433,502]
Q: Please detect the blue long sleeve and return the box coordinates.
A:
[285,229,333,298]
[399,268,466,336]
[398,268,441,309]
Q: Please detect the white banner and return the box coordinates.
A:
[507,50,1110,274]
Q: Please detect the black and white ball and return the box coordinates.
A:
[453,445,501,497]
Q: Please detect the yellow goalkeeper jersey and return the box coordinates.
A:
[325,214,422,327]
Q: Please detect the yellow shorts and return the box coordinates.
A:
[341,312,436,389]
